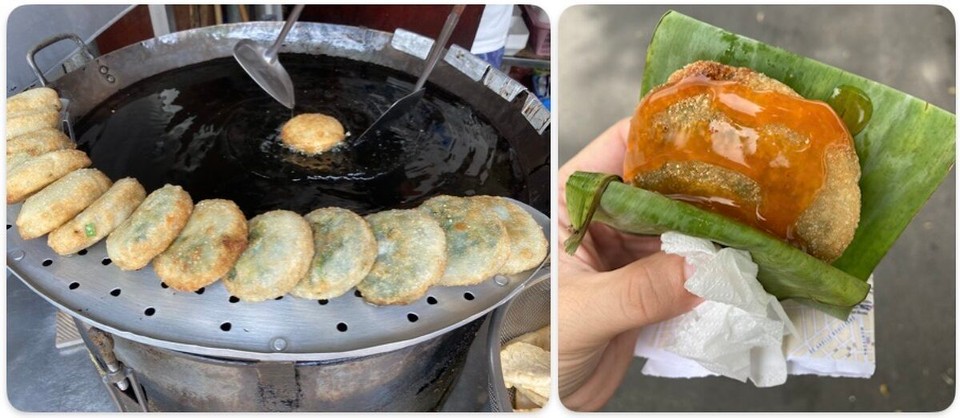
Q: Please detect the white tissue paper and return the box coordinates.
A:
[634,232,876,387]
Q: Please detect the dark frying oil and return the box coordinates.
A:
[74,55,525,217]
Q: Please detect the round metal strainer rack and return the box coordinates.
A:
[5,199,549,361]
[487,273,551,411]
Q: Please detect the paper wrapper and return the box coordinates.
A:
[634,232,876,386]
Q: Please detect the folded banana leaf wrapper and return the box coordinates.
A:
[564,11,956,319]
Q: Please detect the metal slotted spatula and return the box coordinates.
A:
[233,4,305,109]
[354,5,466,142]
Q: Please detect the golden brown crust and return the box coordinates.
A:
[632,160,761,217]
[794,146,862,261]
[471,196,549,274]
[280,113,346,155]
[418,195,511,286]
[290,207,377,300]
[7,153,33,174]
[16,169,112,240]
[7,109,60,139]
[223,210,314,302]
[7,149,91,203]
[665,60,800,97]
[154,199,248,292]
[48,178,147,255]
[6,128,74,156]
[106,184,194,271]
[357,209,447,305]
[6,87,61,115]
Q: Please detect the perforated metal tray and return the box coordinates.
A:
[6,200,549,361]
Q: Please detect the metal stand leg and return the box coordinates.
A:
[73,317,148,412]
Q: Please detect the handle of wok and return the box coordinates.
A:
[414,4,466,91]
[27,33,96,86]
[265,4,305,63]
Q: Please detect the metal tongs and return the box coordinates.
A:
[353,5,466,142]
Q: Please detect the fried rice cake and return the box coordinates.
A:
[154,199,248,292]
[290,207,377,300]
[280,113,346,155]
[418,195,511,286]
[48,178,146,255]
[7,153,33,174]
[106,184,194,271]
[625,60,861,262]
[16,168,112,240]
[7,129,74,174]
[7,149,91,203]
[6,87,61,116]
[507,325,550,351]
[357,209,447,305]
[224,210,314,302]
[500,341,551,402]
[471,196,548,275]
[7,128,74,156]
[7,109,60,139]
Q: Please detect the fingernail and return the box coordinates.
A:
[683,262,696,279]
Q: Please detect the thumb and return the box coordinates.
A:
[563,252,702,346]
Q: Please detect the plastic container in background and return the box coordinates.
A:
[532,68,550,110]
[522,5,550,56]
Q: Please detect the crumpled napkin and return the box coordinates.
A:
[635,232,798,387]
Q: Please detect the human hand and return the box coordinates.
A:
[558,118,702,411]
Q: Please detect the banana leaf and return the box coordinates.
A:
[565,11,955,317]
[566,171,871,309]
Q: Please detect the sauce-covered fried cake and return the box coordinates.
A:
[290,207,377,300]
[48,177,146,255]
[358,209,447,305]
[16,168,112,240]
[154,199,248,292]
[106,184,193,270]
[224,210,313,302]
[419,195,511,286]
[625,60,860,261]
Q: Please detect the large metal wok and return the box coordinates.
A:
[6,21,550,412]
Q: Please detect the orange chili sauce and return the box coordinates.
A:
[624,75,853,243]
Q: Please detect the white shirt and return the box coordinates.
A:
[471,5,513,54]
